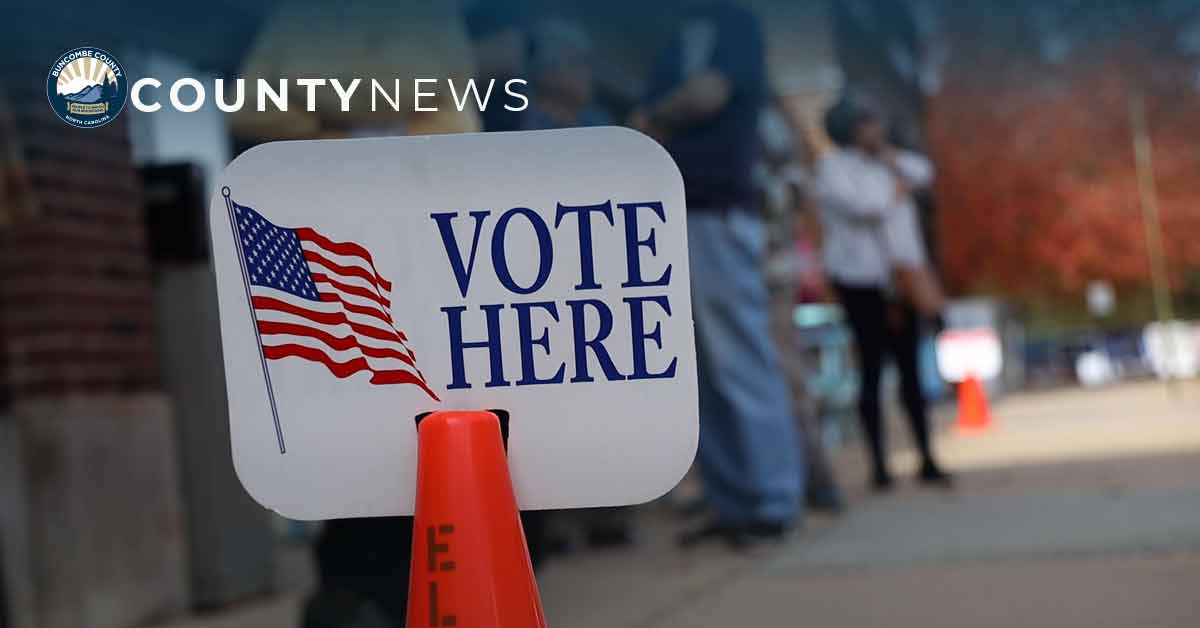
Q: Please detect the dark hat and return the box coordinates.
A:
[824,94,878,147]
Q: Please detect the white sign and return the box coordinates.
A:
[936,327,1002,383]
[209,128,697,520]
[1143,321,1200,379]
[1075,350,1116,387]
[1086,280,1115,317]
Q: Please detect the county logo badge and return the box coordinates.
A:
[46,46,127,129]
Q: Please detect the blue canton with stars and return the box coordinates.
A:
[232,202,321,302]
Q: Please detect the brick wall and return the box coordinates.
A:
[0,34,187,628]
[0,41,159,404]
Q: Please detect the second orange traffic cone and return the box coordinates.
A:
[955,375,993,432]
[407,410,546,628]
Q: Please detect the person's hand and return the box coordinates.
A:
[880,144,900,168]
[892,175,912,202]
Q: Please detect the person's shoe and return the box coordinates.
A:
[677,519,791,550]
[744,520,790,541]
[675,496,710,520]
[806,486,846,515]
[871,471,896,493]
[677,520,742,548]
[543,532,576,557]
[918,462,955,489]
[585,522,635,549]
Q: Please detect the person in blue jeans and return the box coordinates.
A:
[634,1,803,548]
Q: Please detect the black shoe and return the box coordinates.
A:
[677,519,790,550]
[586,522,635,549]
[543,532,576,557]
[677,520,745,549]
[806,487,846,515]
[871,472,896,493]
[675,496,710,520]
[745,520,790,540]
[918,463,954,489]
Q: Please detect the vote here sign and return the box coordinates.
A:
[209,128,697,520]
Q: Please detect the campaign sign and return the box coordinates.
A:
[209,128,697,519]
[935,327,1003,383]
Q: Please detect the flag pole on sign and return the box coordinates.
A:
[224,186,287,454]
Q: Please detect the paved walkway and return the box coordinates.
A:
[539,380,1200,628]
[165,380,1200,628]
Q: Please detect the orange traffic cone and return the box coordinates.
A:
[955,375,993,433]
[407,410,546,628]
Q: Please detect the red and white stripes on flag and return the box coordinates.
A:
[231,200,440,401]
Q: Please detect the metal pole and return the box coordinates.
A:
[224,187,287,453]
[1129,92,1178,391]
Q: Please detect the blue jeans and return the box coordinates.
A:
[688,209,804,525]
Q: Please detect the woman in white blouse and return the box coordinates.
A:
[814,96,951,491]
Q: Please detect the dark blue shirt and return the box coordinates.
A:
[645,3,766,210]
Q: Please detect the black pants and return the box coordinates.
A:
[833,282,934,478]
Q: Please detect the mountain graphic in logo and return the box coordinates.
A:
[46,47,128,129]
[61,81,111,103]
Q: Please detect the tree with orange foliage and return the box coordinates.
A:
[928,2,1200,318]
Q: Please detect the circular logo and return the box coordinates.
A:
[46,46,128,129]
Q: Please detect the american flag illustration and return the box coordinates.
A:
[224,190,438,452]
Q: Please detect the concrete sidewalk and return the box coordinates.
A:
[542,380,1200,628]
[163,380,1200,627]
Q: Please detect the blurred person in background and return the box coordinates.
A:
[233,3,479,140]
[465,0,530,133]
[815,95,951,492]
[461,0,566,569]
[520,17,635,552]
[521,18,612,131]
[230,5,482,627]
[757,100,845,514]
[634,1,804,548]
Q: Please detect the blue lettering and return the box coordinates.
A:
[442,304,509,389]
[618,201,672,288]
[565,299,626,382]
[492,207,554,294]
[432,210,491,298]
[555,201,614,290]
[624,295,677,380]
[513,301,566,386]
